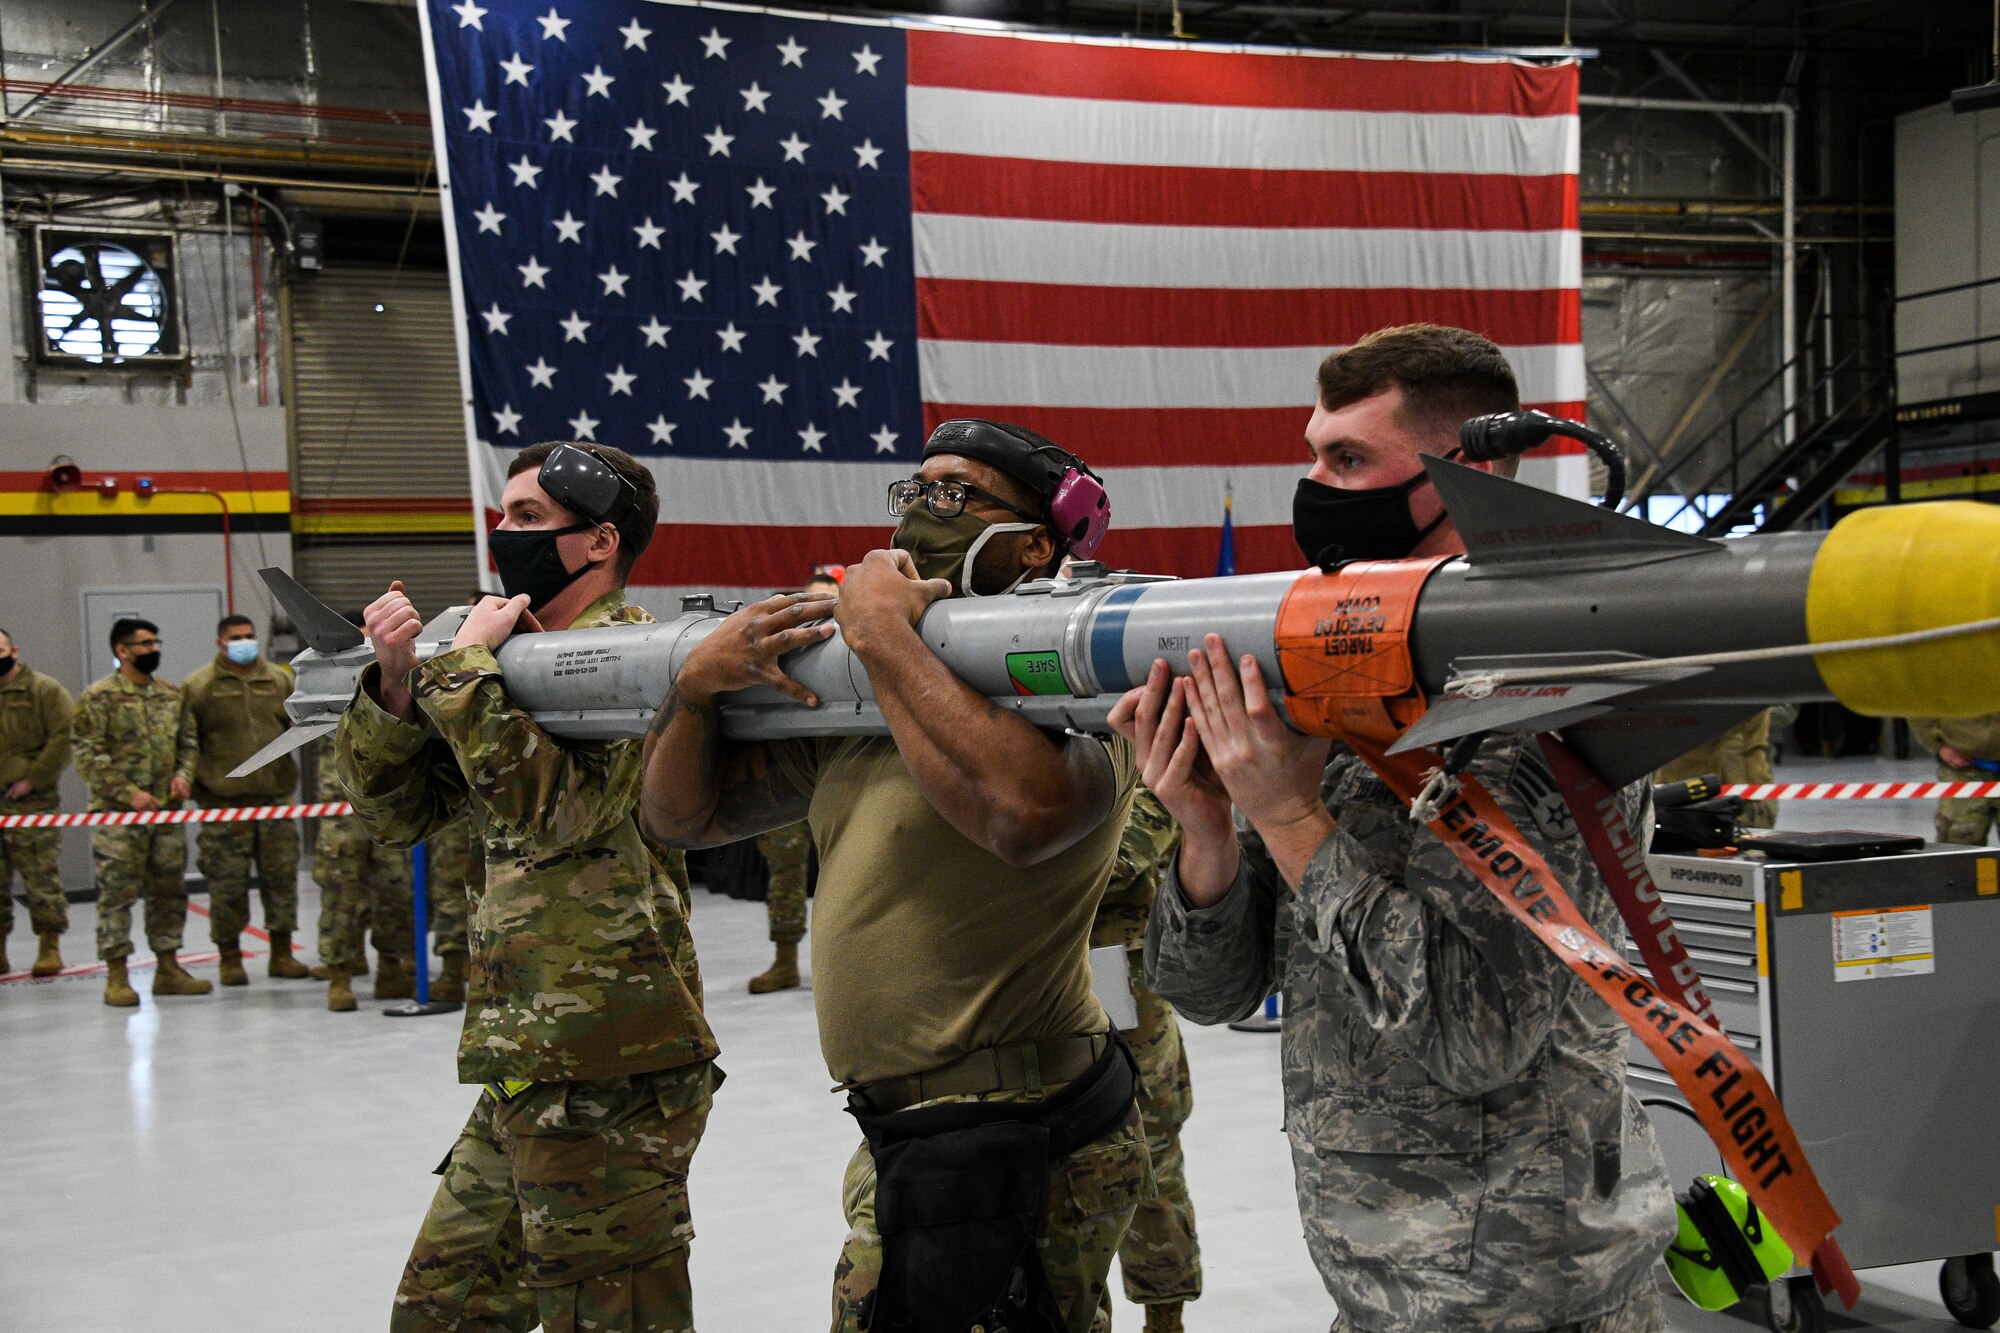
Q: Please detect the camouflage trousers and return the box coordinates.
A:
[422,820,478,956]
[391,1061,717,1333]
[315,817,413,973]
[1544,1284,1666,1332]
[1936,796,2000,846]
[1109,950,1202,1309]
[196,813,300,943]
[757,821,810,945]
[0,824,67,937]
[831,1100,1156,1333]
[92,824,188,961]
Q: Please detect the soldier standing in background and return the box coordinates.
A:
[310,741,414,1011]
[422,816,478,1005]
[1656,710,1777,829]
[0,627,75,977]
[181,615,312,985]
[1910,711,2000,844]
[747,568,840,996]
[72,617,211,1007]
[1094,788,1202,1333]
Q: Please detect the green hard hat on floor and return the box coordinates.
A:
[1665,1174,1794,1311]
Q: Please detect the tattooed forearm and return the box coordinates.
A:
[639,686,727,844]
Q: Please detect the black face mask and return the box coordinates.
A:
[1292,470,1449,568]
[0,656,14,677]
[130,651,163,676]
[489,523,596,610]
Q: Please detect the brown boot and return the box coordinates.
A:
[217,943,250,987]
[434,951,469,1004]
[103,958,140,1007]
[32,932,63,977]
[748,941,800,994]
[1143,1303,1186,1333]
[326,969,357,1012]
[267,931,311,979]
[374,954,413,1001]
[153,953,214,996]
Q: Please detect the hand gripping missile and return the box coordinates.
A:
[235,462,2000,784]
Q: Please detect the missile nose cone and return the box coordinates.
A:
[1807,500,2000,717]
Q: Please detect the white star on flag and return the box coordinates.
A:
[639,317,671,347]
[606,365,636,395]
[710,224,741,255]
[832,378,862,408]
[724,418,754,448]
[452,0,487,29]
[818,89,848,120]
[865,332,895,360]
[872,426,900,453]
[648,416,677,445]
[491,403,521,434]
[553,211,584,243]
[854,139,883,169]
[599,265,630,296]
[751,276,783,306]
[582,65,615,97]
[473,203,506,235]
[619,18,651,50]
[716,322,747,352]
[746,178,777,208]
[779,133,810,163]
[508,156,542,188]
[568,410,599,439]
[499,53,534,85]
[517,257,550,288]
[799,423,827,453]
[793,327,822,357]
[536,8,570,41]
[526,357,557,388]
[480,303,511,335]
[705,126,735,157]
[700,28,731,59]
[684,368,714,399]
[559,311,591,342]
[821,185,849,215]
[757,374,789,404]
[463,100,497,132]
[853,45,882,75]
[633,218,665,248]
[544,109,577,141]
[626,119,657,150]
[590,165,622,196]
[662,75,693,105]
[786,232,818,261]
[828,283,857,313]
[740,82,771,112]
[858,238,888,267]
[677,271,707,302]
[777,36,807,67]
[668,173,700,203]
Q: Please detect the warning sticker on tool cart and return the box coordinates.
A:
[1832,905,1935,981]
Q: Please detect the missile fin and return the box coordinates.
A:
[1559,704,1766,788]
[1387,682,1641,755]
[260,568,365,654]
[1423,458,1723,574]
[224,722,334,780]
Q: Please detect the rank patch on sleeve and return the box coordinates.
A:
[1507,747,1578,841]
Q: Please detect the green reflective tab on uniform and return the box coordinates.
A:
[487,1078,535,1101]
[1006,651,1066,697]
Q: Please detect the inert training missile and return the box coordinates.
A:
[237,461,2000,786]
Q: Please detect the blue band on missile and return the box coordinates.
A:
[1090,585,1148,693]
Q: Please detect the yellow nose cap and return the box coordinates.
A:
[1808,500,2000,717]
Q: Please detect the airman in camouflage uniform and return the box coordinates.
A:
[748,819,809,993]
[1910,712,2000,844]
[0,632,74,977]
[1657,710,1776,828]
[421,816,477,1003]
[72,619,211,1006]
[1093,788,1201,1333]
[181,617,310,984]
[310,751,413,1010]
[338,570,718,1333]
[1146,741,1676,1333]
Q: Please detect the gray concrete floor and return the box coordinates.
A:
[0,750,1984,1331]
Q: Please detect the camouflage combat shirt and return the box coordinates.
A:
[335,589,717,1085]
[0,665,74,813]
[72,671,198,810]
[1145,740,1675,1333]
[1091,785,1180,950]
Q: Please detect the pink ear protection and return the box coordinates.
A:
[1049,466,1109,559]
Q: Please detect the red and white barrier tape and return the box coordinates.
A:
[0,802,352,829]
[1724,781,2000,801]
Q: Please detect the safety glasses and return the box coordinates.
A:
[887,477,1041,524]
[540,443,640,526]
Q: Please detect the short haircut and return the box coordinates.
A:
[218,614,255,636]
[1318,324,1521,447]
[110,617,158,649]
[507,442,660,578]
[804,572,840,590]
[0,627,12,649]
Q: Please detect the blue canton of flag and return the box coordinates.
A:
[427,0,919,465]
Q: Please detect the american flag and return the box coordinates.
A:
[418,0,1581,600]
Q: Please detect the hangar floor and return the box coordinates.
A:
[0,752,1979,1332]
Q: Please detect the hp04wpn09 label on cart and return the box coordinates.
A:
[1832,905,1935,981]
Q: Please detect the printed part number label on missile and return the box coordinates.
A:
[1006,651,1067,697]
[1831,905,1935,982]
